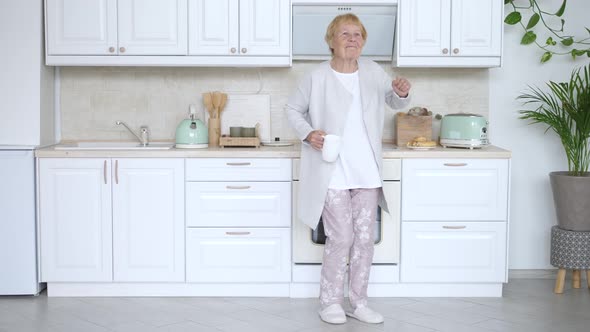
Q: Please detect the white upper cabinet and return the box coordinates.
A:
[47,0,187,56]
[396,0,502,67]
[188,0,289,57]
[188,0,238,55]
[46,0,291,66]
[239,0,290,56]
[117,0,188,55]
[46,0,117,55]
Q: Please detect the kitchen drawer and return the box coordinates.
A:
[292,158,401,181]
[186,182,291,227]
[186,228,291,282]
[185,158,291,181]
[400,221,507,283]
[402,159,509,221]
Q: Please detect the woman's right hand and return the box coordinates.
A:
[306,130,326,151]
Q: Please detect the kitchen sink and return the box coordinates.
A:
[54,142,174,150]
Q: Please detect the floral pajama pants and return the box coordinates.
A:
[319,187,380,309]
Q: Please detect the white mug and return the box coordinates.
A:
[322,134,341,162]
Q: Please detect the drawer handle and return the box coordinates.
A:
[226,162,251,166]
[226,231,251,235]
[103,160,107,184]
[442,225,467,230]
[443,163,468,167]
[226,185,251,190]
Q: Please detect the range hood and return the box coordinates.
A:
[292,3,397,61]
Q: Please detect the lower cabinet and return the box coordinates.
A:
[400,158,510,284]
[186,228,291,282]
[184,158,292,283]
[400,221,507,283]
[39,158,185,282]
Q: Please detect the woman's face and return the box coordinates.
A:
[330,23,365,61]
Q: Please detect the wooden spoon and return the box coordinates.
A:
[219,93,228,115]
[212,91,222,119]
[202,92,215,119]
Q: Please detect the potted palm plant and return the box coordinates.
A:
[518,64,590,231]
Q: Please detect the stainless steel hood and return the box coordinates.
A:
[292,4,397,61]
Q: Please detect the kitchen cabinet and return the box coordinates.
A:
[395,0,502,67]
[39,158,185,282]
[189,0,289,56]
[45,0,290,66]
[400,159,509,283]
[46,0,187,56]
[185,158,291,283]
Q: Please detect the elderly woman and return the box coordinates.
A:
[285,14,411,324]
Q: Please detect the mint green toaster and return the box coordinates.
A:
[439,113,489,149]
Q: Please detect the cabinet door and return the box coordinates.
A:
[239,0,290,56]
[188,0,238,55]
[451,0,502,56]
[401,221,507,282]
[46,0,117,55]
[402,159,509,221]
[399,0,451,56]
[118,0,188,55]
[112,159,185,282]
[39,159,112,282]
[186,228,291,282]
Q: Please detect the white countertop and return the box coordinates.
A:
[36,142,511,159]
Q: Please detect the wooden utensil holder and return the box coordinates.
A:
[208,118,221,147]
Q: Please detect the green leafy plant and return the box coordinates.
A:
[518,64,590,175]
[504,0,590,63]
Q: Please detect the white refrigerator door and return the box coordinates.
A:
[0,150,41,295]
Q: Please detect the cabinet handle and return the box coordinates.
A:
[226,231,251,235]
[119,46,126,53]
[115,160,119,184]
[226,162,251,166]
[443,163,468,167]
[108,47,115,53]
[230,47,237,54]
[453,48,459,54]
[103,160,107,184]
[443,225,467,230]
[442,48,449,54]
[241,47,247,54]
[226,185,251,190]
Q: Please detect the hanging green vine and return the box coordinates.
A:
[504,0,590,63]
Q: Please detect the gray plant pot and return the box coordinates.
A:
[550,171,590,231]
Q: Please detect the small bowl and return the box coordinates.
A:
[241,127,256,137]
[229,127,242,137]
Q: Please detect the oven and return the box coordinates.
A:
[292,159,401,264]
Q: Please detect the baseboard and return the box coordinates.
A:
[509,269,556,279]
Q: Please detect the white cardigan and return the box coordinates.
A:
[285,59,410,229]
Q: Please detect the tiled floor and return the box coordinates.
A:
[1,279,589,332]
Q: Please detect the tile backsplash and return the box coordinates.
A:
[59,62,488,142]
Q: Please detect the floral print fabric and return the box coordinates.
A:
[319,188,380,309]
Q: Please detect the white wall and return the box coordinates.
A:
[490,1,590,269]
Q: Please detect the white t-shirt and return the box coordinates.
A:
[328,69,381,189]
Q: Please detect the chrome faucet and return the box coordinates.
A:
[115,121,149,146]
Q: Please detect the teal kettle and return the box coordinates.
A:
[175,104,208,148]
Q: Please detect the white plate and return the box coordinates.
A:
[407,145,436,151]
[261,142,294,147]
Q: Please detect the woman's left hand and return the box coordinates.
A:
[392,77,411,98]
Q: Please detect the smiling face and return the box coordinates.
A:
[329,23,365,61]
[325,14,367,61]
